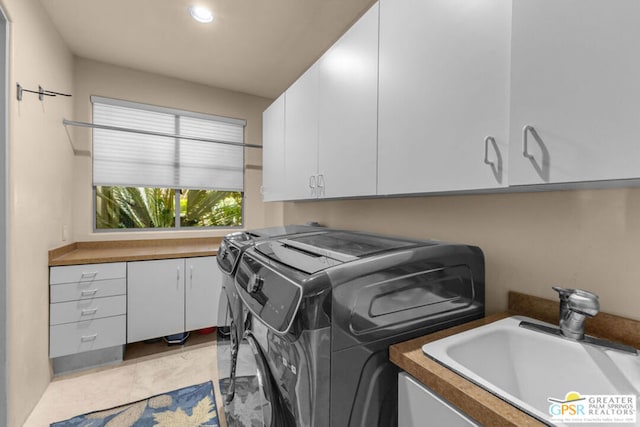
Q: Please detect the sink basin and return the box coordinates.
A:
[422,316,640,426]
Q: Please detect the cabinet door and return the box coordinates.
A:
[127,259,184,343]
[262,94,286,202]
[398,372,479,427]
[317,2,379,198]
[185,257,220,331]
[378,0,510,195]
[509,0,640,185]
[284,61,319,200]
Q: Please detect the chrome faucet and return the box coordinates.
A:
[518,287,636,354]
[552,286,600,340]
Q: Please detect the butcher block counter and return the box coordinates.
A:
[390,291,640,427]
[48,237,222,266]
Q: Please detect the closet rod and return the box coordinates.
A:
[62,119,263,149]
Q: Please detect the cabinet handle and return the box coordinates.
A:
[80,271,98,279]
[81,334,98,342]
[80,289,98,296]
[309,175,316,197]
[522,125,537,159]
[317,174,325,197]
[177,267,180,288]
[484,136,495,165]
[81,308,98,316]
[190,265,194,288]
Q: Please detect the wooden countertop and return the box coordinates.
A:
[49,237,223,266]
[390,291,640,426]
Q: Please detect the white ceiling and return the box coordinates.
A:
[39,0,376,99]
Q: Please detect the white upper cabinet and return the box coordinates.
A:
[317,2,379,198]
[262,94,286,202]
[377,0,511,195]
[263,2,379,201]
[264,0,640,200]
[284,61,320,200]
[509,0,640,185]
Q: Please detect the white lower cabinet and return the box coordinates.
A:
[127,256,220,343]
[50,316,126,359]
[127,258,185,343]
[49,262,127,359]
[50,256,222,364]
[185,257,222,331]
[398,372,479,427]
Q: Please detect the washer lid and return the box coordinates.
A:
[255,231,423,274]
[217,225,325,275]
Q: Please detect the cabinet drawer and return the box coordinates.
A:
[50,295,126,326]
[50,278,126,303]
[50,262,126,285]
[50,315,126,358]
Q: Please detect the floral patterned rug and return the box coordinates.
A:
[50,381,219,427]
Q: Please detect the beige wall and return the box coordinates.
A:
[283,187,640,320]
[71,58,283,242]
[2,0,75,425]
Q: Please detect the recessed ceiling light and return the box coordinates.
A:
[189,5,214,23]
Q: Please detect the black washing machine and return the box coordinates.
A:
[231,229,485,427]
[215,225,325,411]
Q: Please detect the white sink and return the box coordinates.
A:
[422,316,640,426]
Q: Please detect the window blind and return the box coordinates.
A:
[92,97,245,191]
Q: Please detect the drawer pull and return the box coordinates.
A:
[80,289,99,296]
[80,271,98,278]
[80,334,98,342]
[81,308,98,316]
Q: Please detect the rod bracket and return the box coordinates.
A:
[16,83,71,102]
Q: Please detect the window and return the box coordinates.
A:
[92,97,245,230]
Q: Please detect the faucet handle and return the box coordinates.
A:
[567,289,600,317]
[552,286,600,317]
[552,286,576,299]
[551,286,600,340]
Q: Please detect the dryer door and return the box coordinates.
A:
[222,331,279,427]
[217,290,237,404]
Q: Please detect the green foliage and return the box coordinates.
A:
[209,194,243,227]
[180,190,242,227]
[96,186,242,229]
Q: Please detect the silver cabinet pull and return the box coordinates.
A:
[177,267,181,288]
[190,265,194,288]
[81,308,98,316]
[522,125,536,159]
[80,271,98,279]
[81,334,98,342]
[484,136,496,165]
[80,289,98,296]
[309,175,316,197]
[317,174,325,197]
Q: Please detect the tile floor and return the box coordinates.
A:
[24,335,228,427]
